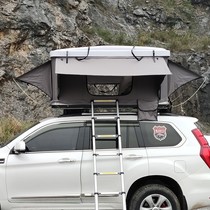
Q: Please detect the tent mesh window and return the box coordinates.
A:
[87,76,133,96]
[88,84,119,96]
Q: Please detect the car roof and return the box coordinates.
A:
[39,114,198,125]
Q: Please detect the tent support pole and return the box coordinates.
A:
[51,58,58,103]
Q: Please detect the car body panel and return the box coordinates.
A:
[0,115,209,209]
[81,148,148,205]
[6,150,82,203]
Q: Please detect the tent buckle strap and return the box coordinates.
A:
[153,50,156,63]
[76,46,90,61]
[66,51,68,63]
[131,46,143,61]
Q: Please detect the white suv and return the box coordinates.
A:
[0,114,210,210]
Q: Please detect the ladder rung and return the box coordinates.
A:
[93,99,116,103]
[93,153,121,157]
[96,192,121,197]
[95,134,118,139]
[93,116,118,120]
[96,172,121,175]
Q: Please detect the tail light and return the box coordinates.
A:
[192,128,210,168]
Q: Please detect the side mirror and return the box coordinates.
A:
[14,141,26,154]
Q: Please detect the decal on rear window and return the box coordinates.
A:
[153,125,167,141]
[140,122,182,147]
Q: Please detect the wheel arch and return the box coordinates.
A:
[126,175,188,210]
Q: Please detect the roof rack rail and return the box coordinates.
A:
[158,102,171,113]
[60,102,172,117]
[61,109,90,116]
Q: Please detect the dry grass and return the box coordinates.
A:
[138,30,210,52]
[0,117,33,145]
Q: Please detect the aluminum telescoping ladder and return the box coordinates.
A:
[91,100,127,210]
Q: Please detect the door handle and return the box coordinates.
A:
[125,154,143,159]
[58,158,76,163]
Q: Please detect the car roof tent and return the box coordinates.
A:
[17,46,199,120]
[50,46,171,76]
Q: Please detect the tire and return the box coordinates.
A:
[129,184,181,210]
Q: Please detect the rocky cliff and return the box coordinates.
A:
[0,0,210,123]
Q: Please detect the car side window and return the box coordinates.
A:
[121,123,141,148]
[26,123,83,152]
[140,122,182,147]
[85,121,142,149]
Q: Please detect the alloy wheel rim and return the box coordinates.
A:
[139,194,172,210]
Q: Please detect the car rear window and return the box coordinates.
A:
[140,122,182,147]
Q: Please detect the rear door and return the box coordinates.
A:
[6,122,84,204]
[139,121,186,176]
[81,120,148,205]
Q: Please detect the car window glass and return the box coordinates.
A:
[140,122,182,147]
[26,123,82,152]
[89,121,140,149]
[121,124,140,148]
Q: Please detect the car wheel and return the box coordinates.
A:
[129,184,181,210]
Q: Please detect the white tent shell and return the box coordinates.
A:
[50,46,171,58]
[50,46,171,76]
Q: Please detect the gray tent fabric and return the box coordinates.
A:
[17,60,199,105]
[17,61,52,97]
[56,75,163,107]
[16,47,200,121]
[54,74,163,120]
[160,60,200,103]
[119,76,132,95]
[138,100,159,121]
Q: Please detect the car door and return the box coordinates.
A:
[81,120,148,205]
[6,122,84,204]
[139,121,186,176]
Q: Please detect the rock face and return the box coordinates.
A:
[191,0,210,6]
[0,0,210,123]
[0,0,102,120]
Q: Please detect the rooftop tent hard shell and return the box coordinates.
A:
[50,46,171,76]
[17,46,200,120]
